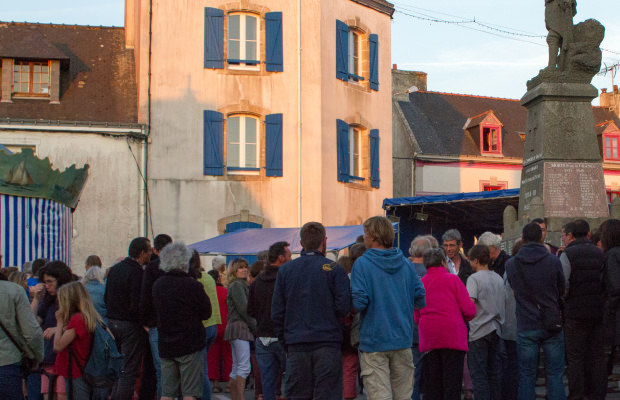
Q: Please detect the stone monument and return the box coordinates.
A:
[503,1,608,247]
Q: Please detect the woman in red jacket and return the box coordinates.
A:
[414,248,476,400]
[207,269,233,393]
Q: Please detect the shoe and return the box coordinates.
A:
[464,389,474,400]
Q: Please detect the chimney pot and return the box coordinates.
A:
[393,63,397,70]
[601,88,607,93]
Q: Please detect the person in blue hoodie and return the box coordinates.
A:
[351,216,426,400]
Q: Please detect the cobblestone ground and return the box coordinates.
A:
[211,358,620,400]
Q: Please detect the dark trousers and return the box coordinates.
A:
[285,344,342,400]
[256,340,286,400]
[108,319,148,400]
[411,344,423,400]
[564,318,607,400]
[500,339,518,400]
[424,349,465,400]
[467,331,501,400]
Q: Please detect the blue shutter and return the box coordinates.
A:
[370,129,380,188]
[265,113,283,177]
[203,110,224,175]
[337,119,350,182]
[336,20,349,81]
[369,34,379,90]
[204,8,224,69]
[265,12,283,72]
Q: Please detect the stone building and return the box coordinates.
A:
[126,0,394,243]
[0,22,146,270]
[392,68,620,200]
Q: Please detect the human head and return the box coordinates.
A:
[363,216,394,249]
[57,281,101,331]
[477,232,502,261]
[159,242,192,274]
[600,219,620,251]
[442,229,462,259]
[189,250,203,279]
[300,222,326,252]
[212,255,227,272]
[31,258,47,277]
[268,241,291,266]
[531,218,547,241]
[8,271,28,290]
[409,236,432,259]
[39,261,74,297]
[563,219,589,243]
[81,266,105,285]
[512,239,523,256]
[468,245,490,268]
[22,262,32,275]
[590,229,602,249]
[84,255,102,271]
[423,248,447,269]
[349,243,366,263]
[257,250,269,264]
[249,260,265,279]
[128,237,152,265]
[422,235,439,248]
[227,258,249,285]
[338,256,354,274]
[522,222,543,244]
[153,234,173,255]
[208,269,221,285]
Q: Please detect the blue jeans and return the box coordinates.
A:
[286,344,342,400]
[500,339,518,400]
[27,371,42,400]
[517,329,566,400]
[0,362,23,400]
[202,325,217,400]
[256,339,286,400]
[411,344,422,400]
[468,331,501,400]
[148,327,163,399]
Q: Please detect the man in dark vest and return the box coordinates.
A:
[560,219,606,400]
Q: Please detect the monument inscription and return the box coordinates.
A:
[542,162,608,218]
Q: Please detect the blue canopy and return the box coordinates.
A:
[383,188,520,208]
[189,223,399,255]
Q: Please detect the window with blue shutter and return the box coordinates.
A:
[204,8,224,69]
[369,34,379,91]
[204,110,224,175]
[265,12,283,72]
[370,129,380,188]
[336,20,349,81]
[265,113,283,177]
[337,119,350,182]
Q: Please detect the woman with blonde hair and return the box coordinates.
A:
[225,258,256,400]
[53,281,104,399]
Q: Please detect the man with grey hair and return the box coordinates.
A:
[153,242,212,400]
[442,229,473,285]
[212,255,226,272]
[478,232,510,278]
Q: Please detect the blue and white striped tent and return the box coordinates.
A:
[1,194,73,268]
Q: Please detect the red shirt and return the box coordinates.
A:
[54,313,92,378]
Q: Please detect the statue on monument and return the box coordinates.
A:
[528,0,604,89]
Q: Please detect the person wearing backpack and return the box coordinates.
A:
[53,281,105,399]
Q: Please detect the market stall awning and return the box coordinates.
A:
[189,223,399,255]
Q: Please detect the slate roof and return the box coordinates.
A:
[0,22,137,123]
[397,90,620,159]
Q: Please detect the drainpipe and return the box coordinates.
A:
[297,0,302,227]
[411,152,417,196]
[141,0,153,238]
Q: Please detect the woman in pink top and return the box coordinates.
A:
[414,248,476,400]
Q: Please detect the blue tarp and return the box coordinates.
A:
[189,224,399,255]
[383,188,520,208]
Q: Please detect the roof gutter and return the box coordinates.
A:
[0,120,145,137]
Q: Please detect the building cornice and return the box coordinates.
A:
[349,0,395,17]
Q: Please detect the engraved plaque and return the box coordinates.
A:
[543,162,608,218]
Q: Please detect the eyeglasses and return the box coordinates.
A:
[238,266,248,269]
[43,278,57,285]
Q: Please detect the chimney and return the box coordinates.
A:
[393,64,397,70]
[600,88,610,108]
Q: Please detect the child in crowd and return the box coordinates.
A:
[53,281,104,399]
[466,245,506,400]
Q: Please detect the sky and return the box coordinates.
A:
[3,0,620,103]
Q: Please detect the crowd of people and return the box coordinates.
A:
[1,215,620,400]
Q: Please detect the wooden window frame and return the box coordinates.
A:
[607,188,620,203]
[604,134,620,161]
[225,114,261,174]
[13,60,50,97]
[480,125,502,155]
[227,12,261,71]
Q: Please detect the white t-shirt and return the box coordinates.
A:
[466,270,506,342]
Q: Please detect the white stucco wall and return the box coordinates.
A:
[0,130,143,274]
[416,163,522,194]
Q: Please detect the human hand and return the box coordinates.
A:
[30,283,45,298]
[43,327,56,339]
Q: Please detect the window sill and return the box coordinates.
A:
[344,181,373,191]
[348,175,365,182]
[480,152,503,157]
[348,73,365,82]
[227,167,260,176]
[12,95,51,101]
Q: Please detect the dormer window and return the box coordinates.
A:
[605,134,620,161]
[13,60,50,96]
[482,126,501,154]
